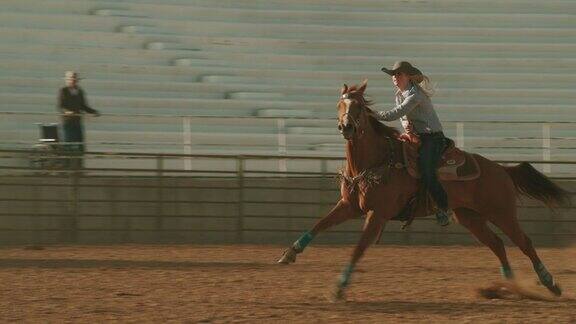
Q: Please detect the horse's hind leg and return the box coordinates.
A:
[277,200,360,264]
[489,210,562,296]
[455,208,513,279]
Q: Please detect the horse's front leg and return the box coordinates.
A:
[333,210,388,301]
[277,199,361,264]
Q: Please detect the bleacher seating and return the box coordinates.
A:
[0,0,575,173]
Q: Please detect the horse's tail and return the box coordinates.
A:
[504,162,571,208]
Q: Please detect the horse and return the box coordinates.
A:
[277,80,570,300]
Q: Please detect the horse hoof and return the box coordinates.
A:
[538,279,562,297]
[331,287,346,302]
[277,248,297,264]
[548,283,562,297]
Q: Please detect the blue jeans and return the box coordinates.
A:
[417,132,448,210]
[62,119,85,169]
[62,119,85,153]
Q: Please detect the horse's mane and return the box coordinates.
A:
[346,85,400,139]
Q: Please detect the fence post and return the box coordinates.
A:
[320,158,329,209]
[69,168,79,243]
[236,157,245,243]
[155,156,164,239]
[456,122,465,148]
[31,184,41,246]
[183,116,192,171]
[277,118,287,173]
[542,123,551,173]
[320,159,328,180]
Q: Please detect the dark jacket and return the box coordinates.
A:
[57,86,98,124]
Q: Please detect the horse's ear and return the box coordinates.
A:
[340,84,348,95]
[358,79,368,94]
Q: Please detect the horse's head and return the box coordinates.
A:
[337,79,369,140]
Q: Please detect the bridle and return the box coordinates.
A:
[338,92,403,193]
[339,93,364,136]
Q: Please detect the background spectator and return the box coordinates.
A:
[57,71,100,168]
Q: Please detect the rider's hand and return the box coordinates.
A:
[405,121,415,133]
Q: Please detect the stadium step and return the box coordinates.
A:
[92,9,150,18]
[1,0,575,164]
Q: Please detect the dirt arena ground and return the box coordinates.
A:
[1,244,575,323]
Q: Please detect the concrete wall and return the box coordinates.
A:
[0,175,574,246]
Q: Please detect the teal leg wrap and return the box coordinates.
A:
[500,265,514,279]
[293,231,314,252]
[338,263,355,289]
[534,262,554,287]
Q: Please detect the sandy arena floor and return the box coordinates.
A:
[1,244,575,323]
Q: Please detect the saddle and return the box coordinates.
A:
[387,135,481,229]
[402,137,481,181]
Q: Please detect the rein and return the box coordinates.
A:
[339,137,404,193]
[338,91,404,194]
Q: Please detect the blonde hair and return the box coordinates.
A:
[410,74,435,97]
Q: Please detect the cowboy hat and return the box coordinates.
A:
[64,71,82,80]
[381,61,422,76]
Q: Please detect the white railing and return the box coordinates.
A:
[1,111,575,174]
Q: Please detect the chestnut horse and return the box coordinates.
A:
[277,80,569,300]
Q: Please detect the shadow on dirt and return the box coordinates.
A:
[0,258,275,270]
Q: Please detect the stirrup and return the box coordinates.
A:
[436,209,451,226]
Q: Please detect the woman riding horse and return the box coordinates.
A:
[376,61,450,226]
[278,78,568,300]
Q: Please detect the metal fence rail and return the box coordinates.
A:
[0,149,574,246]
